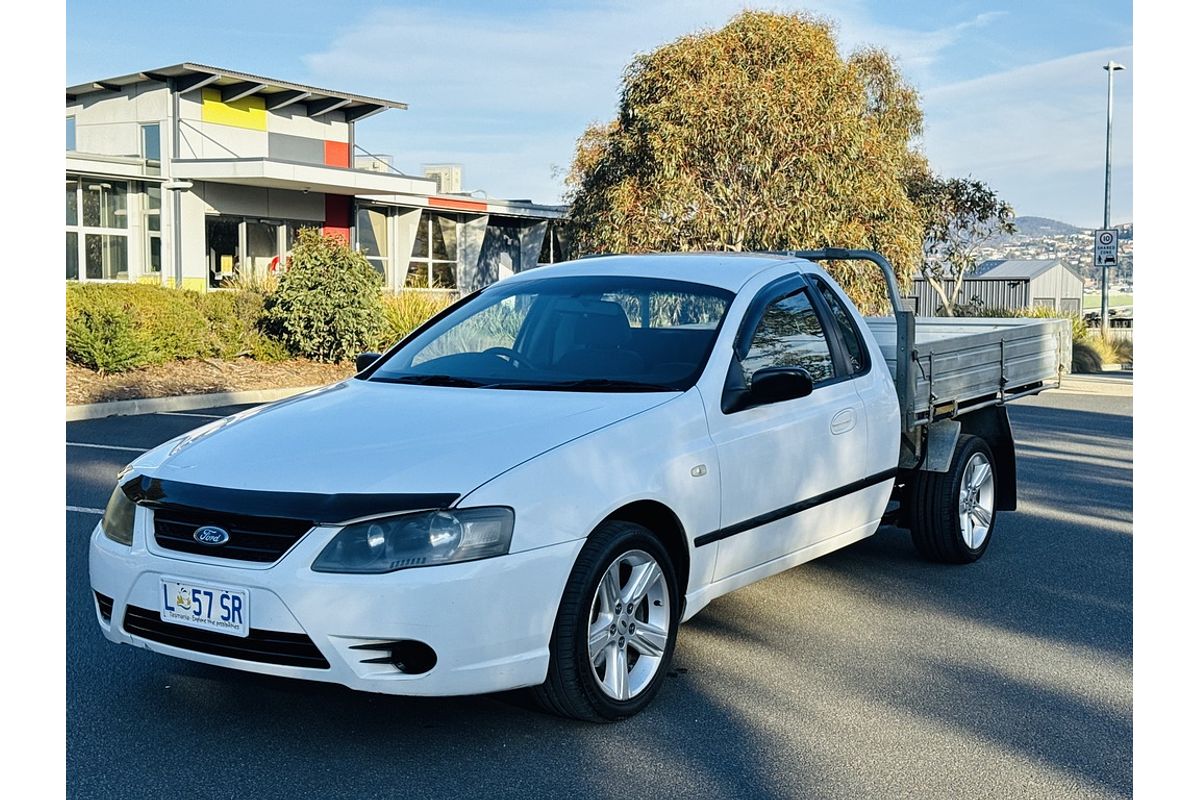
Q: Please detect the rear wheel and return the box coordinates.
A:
[533,521,679,721]
[910,434,996,563]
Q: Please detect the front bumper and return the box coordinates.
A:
[88,509,583,696]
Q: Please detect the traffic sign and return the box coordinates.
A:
[1094,229,1119,266]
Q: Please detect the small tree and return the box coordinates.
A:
[909,175,1015,316]
[263,228,384,362]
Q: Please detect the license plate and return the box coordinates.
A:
[160,579,249,638]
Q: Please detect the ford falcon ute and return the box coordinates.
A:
[90,250,1070,721]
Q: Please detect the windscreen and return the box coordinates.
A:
[367,275,734,391]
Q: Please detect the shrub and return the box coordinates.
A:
[1071,332,1132,372]
[263,229,385,362]
[197,290,284,361]
[376,291,455,350]
[66,298,152,373]
[66,283,210,371]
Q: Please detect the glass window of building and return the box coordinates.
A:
[84,234,129,280]
[246,221,280,278]
[407,212,458,289]
[66,179,78,226]
[141,123,161,161]
[66,116,76,151]
[356,206,388,277]
[538,222,570,265]
[66,177,130,282]
[207,217,241,288]
[145,184,162,273]
[81,181,127,229]
[66,232,79,280]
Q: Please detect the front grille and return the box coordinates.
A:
[95,591,114,623]
[122,605,330,669]
[152,506,313,563]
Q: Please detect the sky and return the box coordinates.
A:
[66,1,1133,227]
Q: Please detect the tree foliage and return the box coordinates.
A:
[565,11,928,312]
[263,228,385,362]
[908,174,1016,316]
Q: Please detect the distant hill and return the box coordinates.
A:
[1011,216,1083,237]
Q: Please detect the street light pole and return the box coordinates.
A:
[1100,60,1125,337]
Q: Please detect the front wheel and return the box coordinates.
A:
[533,521,679,721]
[909,434,996,563]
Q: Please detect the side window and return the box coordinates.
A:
[741,290,835,384]
[813,277,867,375]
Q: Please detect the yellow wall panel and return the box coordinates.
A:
[201,88,267,131]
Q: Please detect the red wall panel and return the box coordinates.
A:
[324,140,350,168]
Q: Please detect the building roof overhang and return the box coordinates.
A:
[66,63,405,121]
[171,158,438,196]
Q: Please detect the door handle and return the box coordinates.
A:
[830,408,857,435]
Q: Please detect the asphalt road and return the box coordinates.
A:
[66,389,1132,799]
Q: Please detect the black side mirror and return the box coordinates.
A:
[355,352,382,373]
[749,366,814,404]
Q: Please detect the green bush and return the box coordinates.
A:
[66,283,211,372]
[66,298,152,373]
[197,290,286,361]
[263,229,385,362]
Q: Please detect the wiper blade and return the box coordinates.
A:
[489,378,678,392]
[374,374,486,388]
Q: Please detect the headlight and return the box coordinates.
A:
[101,485,136,546]
[312,507,514,574]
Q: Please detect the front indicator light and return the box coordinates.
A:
[101,485,136,546]
[312,507,514,574]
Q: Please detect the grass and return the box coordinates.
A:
[1082,292,1133,310]
[1072,332,1133,372]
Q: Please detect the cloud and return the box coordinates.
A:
[299,3,1021,205]
[921,45,1133,224]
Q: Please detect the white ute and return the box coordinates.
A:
[90,250,1071,721]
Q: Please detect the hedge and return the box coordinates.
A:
[66,283,285,373]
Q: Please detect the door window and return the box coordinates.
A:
[741,290,835,384]
[812,277,868,375]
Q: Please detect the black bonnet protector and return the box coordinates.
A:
[121,475,459,525]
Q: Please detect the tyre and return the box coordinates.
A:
[533,520,679,722]
[910,434,996,564]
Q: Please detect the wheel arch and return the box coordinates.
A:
[957,406,1017,511]
[599,500,691,603]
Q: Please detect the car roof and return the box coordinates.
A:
[501,253,804,292]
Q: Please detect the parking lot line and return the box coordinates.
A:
[160,411,226,419]
[67,506,105,515]
[67,442,146,453]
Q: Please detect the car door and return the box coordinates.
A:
[704,276,873,582]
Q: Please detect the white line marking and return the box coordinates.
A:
[67,506,105,515]
[160,411,226,419]
[67,442,146,453]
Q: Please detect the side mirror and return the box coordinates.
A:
[749,366,814,404]
[355,352,382,373]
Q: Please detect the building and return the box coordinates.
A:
[66,63,566,294]
[909,259,1085,316]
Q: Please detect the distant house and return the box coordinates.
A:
[909,259,1084,316]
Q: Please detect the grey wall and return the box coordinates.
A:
[910,278,1029,315]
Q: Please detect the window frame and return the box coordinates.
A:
[406,211,460,291]
[722,274,849,414]
[805,273,871,378]
[355,204,390,279]
[66,175,131,283]
[144,183,162,275]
